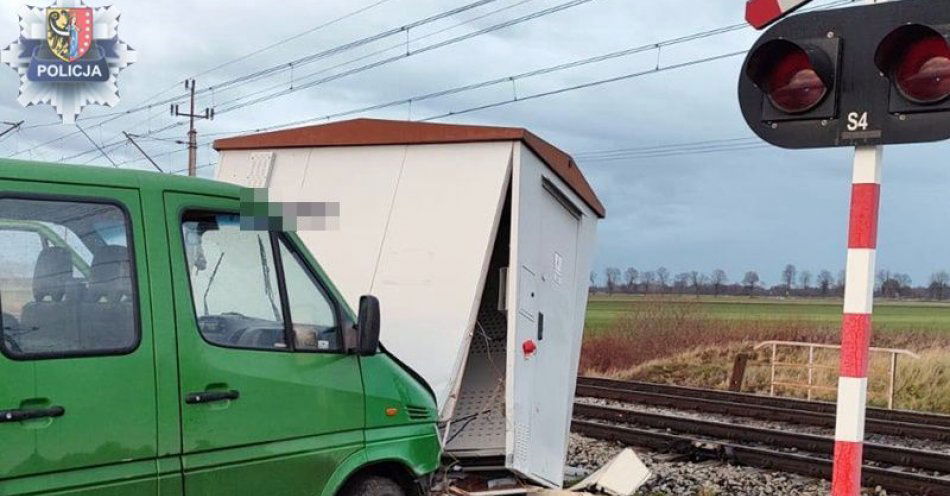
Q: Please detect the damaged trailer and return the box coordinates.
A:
[213,118,604,487]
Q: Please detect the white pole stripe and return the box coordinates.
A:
[843,248,875,314]
[834,377,869,442]
[852,146,883,184]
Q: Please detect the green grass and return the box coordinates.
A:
[586,294,950,335]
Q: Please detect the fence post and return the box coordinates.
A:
[808,345,815,401]
[888,352,897,410]
[770,343,777,397]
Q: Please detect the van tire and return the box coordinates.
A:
[341,475,406,496]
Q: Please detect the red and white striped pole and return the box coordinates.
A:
[830,145,883,495]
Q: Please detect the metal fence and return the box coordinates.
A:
[754,340,920,409]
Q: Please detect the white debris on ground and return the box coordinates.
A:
[567,434,900,496]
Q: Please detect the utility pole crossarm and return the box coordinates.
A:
[171,79,214,177]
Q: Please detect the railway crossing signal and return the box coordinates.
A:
[739,1,950,495]
[738,0,950,149]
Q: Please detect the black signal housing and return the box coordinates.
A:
[738,0,950,149]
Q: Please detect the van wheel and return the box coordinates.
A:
[341,476,406,496]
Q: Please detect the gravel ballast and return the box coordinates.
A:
[567,433,901,496]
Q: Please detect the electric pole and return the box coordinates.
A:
[171,79,213,177]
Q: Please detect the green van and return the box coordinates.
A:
[0,160,441,495]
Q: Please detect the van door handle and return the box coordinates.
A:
[0,406,65,423]
[185,390,240,405]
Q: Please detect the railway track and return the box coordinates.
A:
[571,419,950,496]
[576,378,950,442]
[571,378,950,495]
[578,376,950,428]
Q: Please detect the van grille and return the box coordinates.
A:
[406,405,431,421]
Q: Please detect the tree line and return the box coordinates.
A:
[592,264,950,300]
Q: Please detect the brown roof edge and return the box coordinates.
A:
[213,118,605,218]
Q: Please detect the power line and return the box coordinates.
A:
[51,0,581,164]
[198,0,857,138]
[228,24,752,131]
[420,50,747,121]
[191,0,398,79]
[13,0,502,155]
[575,137,760,158]
[215,0,599,115]
[19,0,401,131]
[74,123,118,167]
[212,0,539,111]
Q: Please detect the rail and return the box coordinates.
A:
[754,340,920,409]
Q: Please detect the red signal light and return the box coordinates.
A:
[766,48,829,113]
[876,24,950,108]
[894,35,950,104]
[745,39,836,118]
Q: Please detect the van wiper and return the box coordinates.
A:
[202,252,225,317]
[257,236,282,322]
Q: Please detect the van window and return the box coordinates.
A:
[0,198,137,358]
[182,213,287,350]
[278,238,341,352]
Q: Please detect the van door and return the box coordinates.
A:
[0,185,158,495]
[163,193,364,496]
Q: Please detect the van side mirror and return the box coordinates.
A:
[356,295,381,356]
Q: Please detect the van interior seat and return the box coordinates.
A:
[19,246,83,353]
[80,246,135,350]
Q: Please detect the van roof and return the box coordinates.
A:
[213,118,605,218]
[0,158,241,198]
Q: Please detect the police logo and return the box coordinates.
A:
[46,7,93,62]
[1,1,136,124]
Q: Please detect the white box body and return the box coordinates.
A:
[214,119,602,487]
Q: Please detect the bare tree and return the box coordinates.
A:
[605,267,621,296]
[710,269,728,296]
[674,272,690,294]
[895,273,912,298]
[688,271,707,296]
[742,271,760,297]
[624,267,639,293]
[930,271,950,300]
[656,267,670,293]
[836,270,846,295]
[641,271,657,294]
[781,264,797,296]
[799,270,812,291]
[876,269,892,292]
[817,270,833,296]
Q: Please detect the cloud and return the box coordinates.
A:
[1,0,949,283]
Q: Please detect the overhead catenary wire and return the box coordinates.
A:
[192,0,857,140]
[49,0,588,164]
[214,0,599,115]
[211,0,540,111]
[17,0,407,132]
[26,0,858,168]
[11,0,508,155]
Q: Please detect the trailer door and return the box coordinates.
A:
[509,152,582,487]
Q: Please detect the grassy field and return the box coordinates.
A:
[580,295,950,412]
[586,294,950,335]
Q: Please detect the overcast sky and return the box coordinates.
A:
[1,0,948,287]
